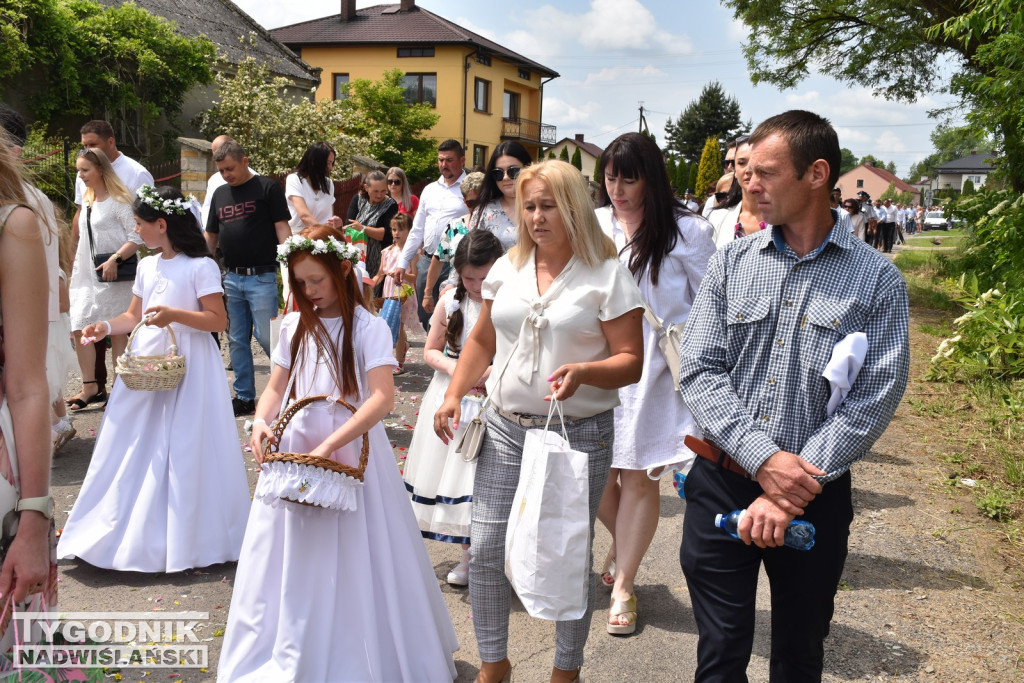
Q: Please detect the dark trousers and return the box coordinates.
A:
[680,457,853,682]
[414,253,450,333]
[93,337,108,390]
[880,222,896,252]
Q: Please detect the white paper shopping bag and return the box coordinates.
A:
[504,400,590,621]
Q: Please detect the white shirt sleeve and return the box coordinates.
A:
[401,184,430,269]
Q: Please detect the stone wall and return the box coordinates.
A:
[177,137,213,200]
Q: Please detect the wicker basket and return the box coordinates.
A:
[258,395,370,509]
[115,321,186,392]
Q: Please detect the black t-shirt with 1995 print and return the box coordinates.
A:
[206,175,290,269]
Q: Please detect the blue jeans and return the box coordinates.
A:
[224,271,278,401]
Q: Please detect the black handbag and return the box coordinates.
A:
[86,204,137,282]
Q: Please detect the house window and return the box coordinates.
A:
[402,73,437,106]
[398,47,434,58]
[473,145,488,169]
[476,53,491,66]
[518,68,531,80]
[856,179,864,188]
[503,91,520,120]
[333,74,350,100]
[474,78,491,113]
[967,175,982,184]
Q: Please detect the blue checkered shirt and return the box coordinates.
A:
[678,212,910,482]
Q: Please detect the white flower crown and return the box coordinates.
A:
[136,184,198,215]
[276,235,361,265]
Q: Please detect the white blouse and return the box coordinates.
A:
[285,174,336,233]
[482,249,643,418]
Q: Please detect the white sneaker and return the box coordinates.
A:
[447,549,470,586]
[446,561,469,586]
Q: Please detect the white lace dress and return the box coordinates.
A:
[68,197,141,330]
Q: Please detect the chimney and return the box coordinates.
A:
[574,133,584,143]
[341,0,356,21]
[400,0,415,10]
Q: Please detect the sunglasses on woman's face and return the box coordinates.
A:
[464,198,479,209]
[387,178,402,186]
[489,166,522,183]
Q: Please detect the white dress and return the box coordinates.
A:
[402,289,482,544]
[597,206,716,474]
[57,253,251,571]
[69,197,141,330]
[218,308,459,682]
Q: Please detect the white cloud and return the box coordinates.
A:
[834,127,871,146]
[577,0,693,54]
[543,98,602,128]
[583,65,666,87]
[451,17,499,42]
[875,130,908,154]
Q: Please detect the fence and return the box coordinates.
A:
[21,139,75,213]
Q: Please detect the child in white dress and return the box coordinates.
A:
[403,230,504,586]
[57,185,251,572]
[219,225,458,682]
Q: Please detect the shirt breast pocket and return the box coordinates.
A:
[801,298,865,373]
[725,297,771,366]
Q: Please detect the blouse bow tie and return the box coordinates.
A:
[510,257,577,385]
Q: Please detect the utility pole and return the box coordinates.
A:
[638,102,650,136]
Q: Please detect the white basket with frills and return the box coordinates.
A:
[115,320,186,391]
[254,395,369,511]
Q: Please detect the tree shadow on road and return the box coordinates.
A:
[842,552,990,591]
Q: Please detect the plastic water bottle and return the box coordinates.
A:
[673,472,686,499]
[714,509,816,551]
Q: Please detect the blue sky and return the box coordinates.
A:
[234,0,960,177]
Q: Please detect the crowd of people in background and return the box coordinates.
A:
[0,102,911,682]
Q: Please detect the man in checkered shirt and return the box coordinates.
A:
[678,110,910,681]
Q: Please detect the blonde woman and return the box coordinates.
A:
[67,147,142,410]
[435,160,644,683]
[387,166,419,217]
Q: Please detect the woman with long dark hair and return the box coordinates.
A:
[422,141,531,313]
[58,185,251,571]
[286,141,341,233]
[594,132,716,636]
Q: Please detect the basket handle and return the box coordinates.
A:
[268,395,370,475]
[122,318,179,358]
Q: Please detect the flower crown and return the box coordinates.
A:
[136,184,197,215]
[276,235,361,265]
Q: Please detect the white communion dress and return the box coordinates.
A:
[217,308,459,682]
[402,289,482,544]
[57,253,251,572]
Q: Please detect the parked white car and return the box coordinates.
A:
[923,211,949,231]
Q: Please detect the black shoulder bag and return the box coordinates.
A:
[86,204,137,283]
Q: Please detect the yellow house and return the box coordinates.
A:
[271,0,559,168]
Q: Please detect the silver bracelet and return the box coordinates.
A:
[101,320,112,336]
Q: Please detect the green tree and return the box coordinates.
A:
[593,156,603,184]
[664,81,747,163]
[695,136,722,202]
[688,164,700,196]
[338,69,439,181]
[839,147,858,175]
[558,146,570,162]
[570,146,582,171]
[722,0,1024,191]
[961,178,976,194]
[547,150,556,160]
[195,58,368,177]
[0,0,214,137]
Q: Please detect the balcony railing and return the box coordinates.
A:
[502,118,556,146]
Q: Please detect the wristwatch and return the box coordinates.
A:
[16,496,54,519]
[113,253,124,264]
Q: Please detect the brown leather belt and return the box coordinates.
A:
[685,435,752,479]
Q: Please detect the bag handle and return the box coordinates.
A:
[85,204,98,264]
[477,336,520,414]
[542,398,571,443]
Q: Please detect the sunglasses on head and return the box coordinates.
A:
[386,178,402,186]
[714,191,729,201]
[489,166,522,183]
[723,159,735,169]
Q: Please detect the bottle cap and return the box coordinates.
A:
[714,513,724,528]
